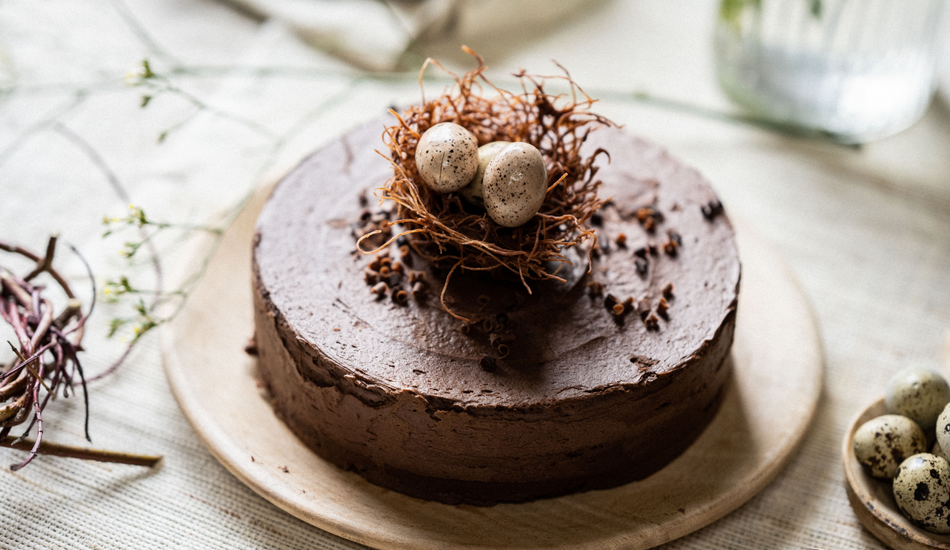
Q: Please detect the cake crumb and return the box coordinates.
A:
[244,335,258,356]
[398,245,413,265]
[587,280,604,297]
[495,312,509,327]
[635,257,648,278]
[392,289,409,306]
[411,281,427,300]
[637,298,651,319]
[662,283,675,298]
[371,282,389,299]
[657,297,670,320]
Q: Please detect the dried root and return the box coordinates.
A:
[0,236,91,470]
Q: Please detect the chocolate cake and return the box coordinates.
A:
[252,117,740,505]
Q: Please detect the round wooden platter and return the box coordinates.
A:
[160,184,823,550]
[843,399,950,550]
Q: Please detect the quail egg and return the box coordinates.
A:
[483,142,548,227]
[935,402,950,457]
[893,453,950,534]
[853,414,927,478]
[934,439,949,461]
[414,122,479,193]
[886,367,950,432]
[459,141,510,207]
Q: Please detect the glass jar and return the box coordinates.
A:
[715,0,948,143]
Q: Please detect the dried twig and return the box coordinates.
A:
[0,237,159,470]
[0,435,161,468]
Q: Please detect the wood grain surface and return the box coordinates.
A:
[160,183,823,550]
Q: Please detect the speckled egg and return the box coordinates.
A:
[886,367,950,432]
[853,414,927,478]
[934,440,948,461]
[414,122,478,193]
[459,141,510,207]
[483,142,548,227]
[893,453,950,534]
[935,403,950,457]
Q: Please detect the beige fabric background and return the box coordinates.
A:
[1,0,950,548]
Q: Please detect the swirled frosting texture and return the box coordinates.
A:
[252,118,740,505]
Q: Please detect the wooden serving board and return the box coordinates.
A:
[161,184,823,550]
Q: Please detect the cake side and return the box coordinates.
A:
[253,271,733,504]
[251,117,740,505]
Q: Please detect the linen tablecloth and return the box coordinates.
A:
[2,0,949,548]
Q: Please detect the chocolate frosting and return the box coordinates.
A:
[252,117,740,505]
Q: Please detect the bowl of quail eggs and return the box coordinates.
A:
[844,367,950,549]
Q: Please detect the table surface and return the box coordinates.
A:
[1,1,949,549]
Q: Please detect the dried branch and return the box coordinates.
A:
[0,435,161,468]
[0,236,127,470]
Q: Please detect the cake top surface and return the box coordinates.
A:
[254,117,740,407]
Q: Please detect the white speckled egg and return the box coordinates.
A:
[935,403,950,458]
[414,122,478,193]
[853,414,927,478]
[459,141,510,207]
[934,440,948,461]
[886,367,950,432]
[483,142,547,227]
[893,453,950,534]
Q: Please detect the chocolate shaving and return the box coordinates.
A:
[644,313,660,331]
[586,280,604,297]
[635,257,649,278]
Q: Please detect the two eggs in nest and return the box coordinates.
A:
[414,122,548,228]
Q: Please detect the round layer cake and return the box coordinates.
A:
[252,117,740,505]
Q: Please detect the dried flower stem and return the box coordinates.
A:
[0,435,161,467]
